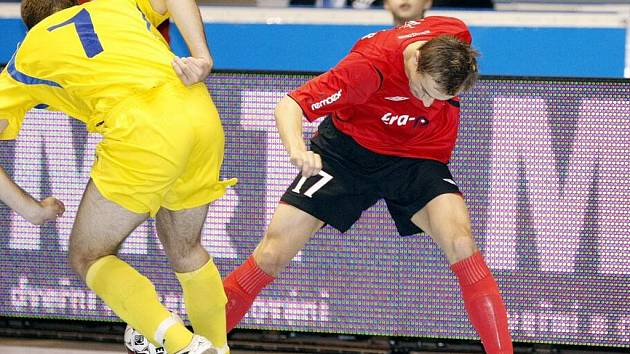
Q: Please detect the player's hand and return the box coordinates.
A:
[171,56,213,86]
[24,197,65,225]
[289,149,322,178]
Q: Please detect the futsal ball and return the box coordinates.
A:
[124,325,165,354]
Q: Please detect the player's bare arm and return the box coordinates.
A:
[275,96,322,178]
[150,0,213,85]
[0,119,65,225]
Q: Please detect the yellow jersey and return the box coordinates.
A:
[0,0,178,140]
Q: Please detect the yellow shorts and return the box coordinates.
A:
[90,81,235,216]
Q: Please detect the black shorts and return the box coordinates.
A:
[280,116,461,236]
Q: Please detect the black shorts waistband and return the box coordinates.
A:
[312,116,419,170]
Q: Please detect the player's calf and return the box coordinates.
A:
[451,251,513,354]
[223,255,274,332]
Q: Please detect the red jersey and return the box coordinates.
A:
[289,16,472,163]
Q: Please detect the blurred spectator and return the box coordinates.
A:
[289,0,493,9]
[433,0,493,8]
[385,0,433,26]
[290,0,378,8]
[199,0,257,4]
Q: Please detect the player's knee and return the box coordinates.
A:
[435,220,474,261]
[254,232,292,277]
[451,230,476,262]
[68,240,113,279]
[168,242,208,273]
[254,250,286,277]
[68,249,94,279]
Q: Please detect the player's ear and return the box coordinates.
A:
[425,1,433,10]
[383,0,390,12]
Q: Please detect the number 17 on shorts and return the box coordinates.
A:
[291,171,334,198]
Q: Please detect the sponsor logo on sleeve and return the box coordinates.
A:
[311,89,343,111]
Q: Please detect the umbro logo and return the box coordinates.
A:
[384,96,409,101]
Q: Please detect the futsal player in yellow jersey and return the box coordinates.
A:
[0,1,233,353]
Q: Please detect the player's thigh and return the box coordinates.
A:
[411,193,476,263]
[155,204,209,261]
[254,203,325,269]
[383,159,462,236]
[253,203,324,276]
[69,180,148,278]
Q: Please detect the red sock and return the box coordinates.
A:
[451,251,513,354]
[223,255,274,332]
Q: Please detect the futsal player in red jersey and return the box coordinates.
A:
[224,16,514,354]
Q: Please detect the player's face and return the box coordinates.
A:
[385,0,432,24]
[409,71,454,108]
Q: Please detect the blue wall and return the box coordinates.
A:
[1,19,626,78]
[0,19,26,63]
[172,23,626,77]
[470,26,625,78]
